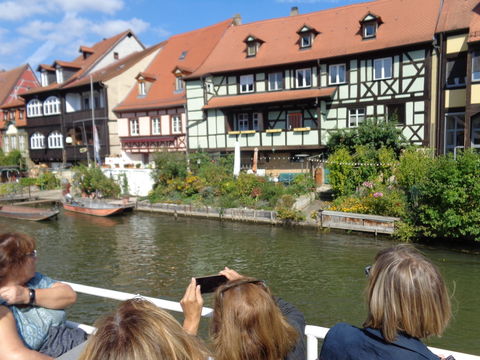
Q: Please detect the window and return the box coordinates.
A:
[329,64,346,85]
[235,112,261,131]
[48,131,63,149]
[3,112,6,121]
[445,113,465,154]
[43,96,61,115]
[175,77,184,92]
[56,67,64,83]
[114,52,119,60]
[471,114,480,148]
[4,137,9,152]
[473,52,480,82]
[296,68,312,88]
[268,72,283,91]
[300,34,312,48]
[19,110,23,120]
[387,104,405,124]
[373,57,392,80]
[19,136,25,151]
[240,75,254,93]
[152,118,160,135]
[27,99,43,117]
[30,132,46,149]
[247,42,257,57]
[172,115,182,134]
[179,51,187,60]
[139,82,146,96]
[446,55,467,87]
[82,94,90,110]
[348,108,365,127]
[363,23,377,39]
[41,72,49,87]
[10,136,16,150]
[130,119,139,135]
[9,111,14,120]
[288,112,303,130]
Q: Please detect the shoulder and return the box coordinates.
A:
[27,272,57,289]
[320,323,364,359]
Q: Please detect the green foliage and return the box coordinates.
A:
[286,173,316,196]
[19,177,37,187]
[0,150,25,167]
[72,165,121,198]
[35,172,60,190]
[152,152,188,185]
[276,208,305,222]
[327,147,357,196]
[327,118,406,155]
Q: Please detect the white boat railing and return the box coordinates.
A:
[64,282,480,360]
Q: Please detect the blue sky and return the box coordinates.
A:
[0,0,366,73]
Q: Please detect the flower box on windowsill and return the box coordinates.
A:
[293,127,311,132]
[240,130,256,134]
[265,129,282,133]
[228,131,240,135]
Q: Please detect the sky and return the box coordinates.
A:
[0,0,367,73]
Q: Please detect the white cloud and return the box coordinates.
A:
[0,0,124,21]
[90,18,149,37]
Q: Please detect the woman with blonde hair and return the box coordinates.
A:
[78,298,208,360]
[320,245,452,360]
[181,267,305,360]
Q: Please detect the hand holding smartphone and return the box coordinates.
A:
[195,275,228,293]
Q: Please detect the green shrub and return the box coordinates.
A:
[36,172,60,190]
[72,165,121,198]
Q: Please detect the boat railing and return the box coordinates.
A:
[63,282,480,360]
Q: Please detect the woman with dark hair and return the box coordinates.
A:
[78,298,209,360]
[0,232,82,359]
[181,267,305,360]
[320,245,452,360]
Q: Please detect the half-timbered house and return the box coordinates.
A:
[185,0,442,172]
[21,30,148,166]
[0,64,40,161]
[114,20,232,165]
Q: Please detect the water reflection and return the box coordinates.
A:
[0,211,479,355]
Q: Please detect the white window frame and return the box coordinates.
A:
[48,131,63,149]
[172,115,182,134]
[373,57,392,80]
[4,136,9,152]
[240,75,254,93]
[296,68,312,88]
[300,33,312,48]
[175,77,184,92]
[40,71,49,87]
[56,67,64,83]
[363,23,377,39]
[445,113,465,155]
[472,51,480,82]
[348,108,365,127]
[329,64,346,85]
[139,82,146,96]
[19,136,25,151]
[130,119,139,136]
[237,113,249,131]
[152,118,161,135]
[10,136,16,150]
[43,96,61,115]
[27,99,43,117]
[30,132,45,149]
[252,113,260,131]
[247,42,258,57]
[268,72,283,91]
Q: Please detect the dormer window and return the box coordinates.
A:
[139,81,146,96]
[56,67,64,83]
[297,25,319,50]
[175,77,184,92]
[79,46,94,60]
[135,72,156,97]
[179,51,187,60]
[41,71,49,87]
[360,13,383,40]
[243,35,264,58]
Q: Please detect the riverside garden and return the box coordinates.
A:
[2,118,480,244]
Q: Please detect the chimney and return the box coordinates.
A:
[290,6,299,16]
[233,14,242,26]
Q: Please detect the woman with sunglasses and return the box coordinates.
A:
[319,245,452,360]
[181,267,305,360]
[0,232,83,359]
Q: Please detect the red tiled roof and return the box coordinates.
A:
[63,42,164,89]
[37,64,55,72]
[0,65,29,106]
[437,0,479,33]
[191,0,441,77]
[468,9,480,43]
[0,98,24,109]
[136,72,157,81]
[53,60,82,69]
[79,45,94,54]
[203,87,337,109]
[114,19,232,113]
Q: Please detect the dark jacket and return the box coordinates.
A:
[275,297,306,360]
[320,323,440,360]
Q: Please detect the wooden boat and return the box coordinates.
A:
[62,198,134,217]
[0,205,59,221]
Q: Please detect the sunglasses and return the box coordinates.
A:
[364,265,372,277]
[219,279,266,296]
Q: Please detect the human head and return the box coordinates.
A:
[79,298,208,360]
[0,232,36,285]
[211,277,298,360]
[364,245,451,342]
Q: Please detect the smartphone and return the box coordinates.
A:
[195,275,228,294]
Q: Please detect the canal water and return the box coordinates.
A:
[1,211,479,355]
